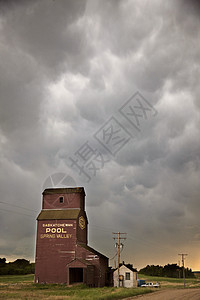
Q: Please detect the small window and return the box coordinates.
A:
[125,272,130,280]
[59,196,64,203]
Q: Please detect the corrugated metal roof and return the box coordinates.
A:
[37,209,80,220]
[43,187,85,195]
[67,258,94,267]
[78,243,108,259]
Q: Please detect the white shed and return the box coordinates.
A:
[113,262,137,288]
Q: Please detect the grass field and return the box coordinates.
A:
[0,274,200,299]
[0,274,153,300]
[138,273,200,288]
[0,274,34,283]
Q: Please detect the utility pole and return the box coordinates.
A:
[113,232,127,287]
[178,253,188,288]
[178,260,181,279]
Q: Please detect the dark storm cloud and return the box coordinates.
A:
[181,0,200,15]
[0,0,90,76]
[0,0,199,269]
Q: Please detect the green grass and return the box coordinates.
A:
[0,275,154,300]
[30,285,153,300]
[1,273,200,299]
[138,273,199,283]
[138,273,200,289]
[0,274,34,283]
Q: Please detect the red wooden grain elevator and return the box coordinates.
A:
[35,187,108,286]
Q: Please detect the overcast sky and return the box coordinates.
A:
[0,0,200,271]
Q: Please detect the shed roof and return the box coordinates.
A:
[42,187,85,195]
[37,209,80,220]
[114,263,137,273]
[124,264,137,272]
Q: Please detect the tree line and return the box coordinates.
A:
[139,263,195,278]
[0,258,35,275]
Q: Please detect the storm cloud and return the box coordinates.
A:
[0,0,200,270]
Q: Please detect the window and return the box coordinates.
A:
[125,272,130,280]
[59,196,64,203]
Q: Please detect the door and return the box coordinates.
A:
[69,268,83,284]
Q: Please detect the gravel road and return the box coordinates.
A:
[126,288,200,300]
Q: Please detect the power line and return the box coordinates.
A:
[113,232,127,287]
[0,201,38,212]
[110,244,124,260]
[0,201,39,218]
[90,224,171,252]
[0,208,35,218]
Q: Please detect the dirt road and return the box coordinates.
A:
[128,288,200,300]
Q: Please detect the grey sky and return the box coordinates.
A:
[0,0,200,270]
